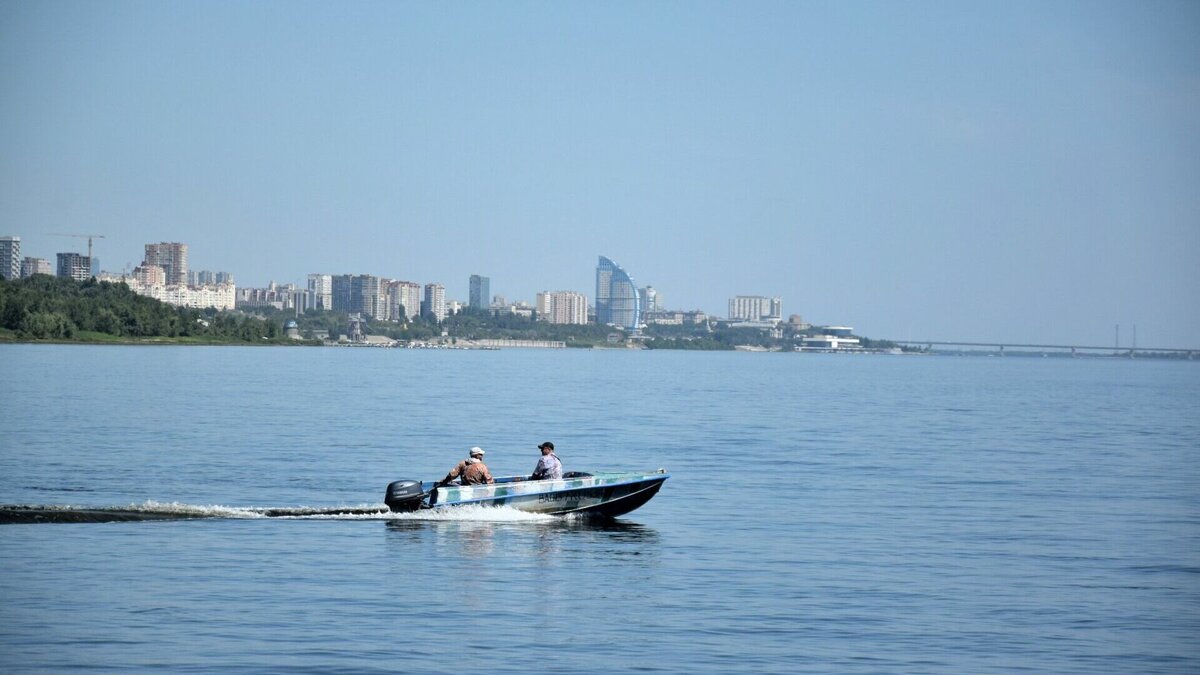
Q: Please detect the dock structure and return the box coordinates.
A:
[893,341,1196,359]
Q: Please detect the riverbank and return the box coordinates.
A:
[0,327,316,346]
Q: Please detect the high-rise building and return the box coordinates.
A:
[388,280,421,321]
[595,256,641,329]
[328,273,384,314]
[333,274,385,318]
[56,252,92,281]
[21,257,52,278]
[0,236,20,280]
[144,242,188,286]
[728,296,782,321]
[353,275,385,319]
[469,274,490,310]
[331,274,353,312]
[640,286,660,313]
[537,291,588,325]
[307,274,333,310]
[423,283,446,321]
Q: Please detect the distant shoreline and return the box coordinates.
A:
[0,330,316,347]
[1,335,1193,360]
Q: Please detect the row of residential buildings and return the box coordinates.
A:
[241,276,441,323]
[1,236,238,310]
[105,242,237,310]
[1,236,100,282]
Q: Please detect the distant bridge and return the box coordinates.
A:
[893,340,1197,358]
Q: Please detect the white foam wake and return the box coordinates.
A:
[133,500,270,519]
[382,504,557,522]
[279,504,557,522]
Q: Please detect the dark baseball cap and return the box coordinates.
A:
[537,441,554,450]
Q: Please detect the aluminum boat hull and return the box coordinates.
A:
[389,471,669,518]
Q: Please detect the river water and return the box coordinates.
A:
[1,344,1197,673]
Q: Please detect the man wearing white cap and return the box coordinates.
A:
[439,446,494,486]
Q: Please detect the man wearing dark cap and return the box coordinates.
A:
[530,441,562,481]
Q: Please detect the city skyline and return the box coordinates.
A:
[2,3,1197,347]
[6,232,784,320]
[3,230,1196,348]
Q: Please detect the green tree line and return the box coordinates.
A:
[0,275,283,342]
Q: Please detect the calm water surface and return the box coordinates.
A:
[1,344,1198,673]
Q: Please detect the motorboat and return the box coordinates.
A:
[384,470,669,518]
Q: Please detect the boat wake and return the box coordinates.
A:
[377,504,556,523]
[0,501,557,524]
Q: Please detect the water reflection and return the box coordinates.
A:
[383,519,499,555]
[538,519,662,560]
[384,517,661,560]
[442,520,498,556]
[543,517,661,542]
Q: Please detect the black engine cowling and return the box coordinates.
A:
[384,480,426,512]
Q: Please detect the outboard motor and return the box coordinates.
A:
[384,480,426,512]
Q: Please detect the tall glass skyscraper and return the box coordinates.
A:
[469,274,490,310]
[595,256,641,329]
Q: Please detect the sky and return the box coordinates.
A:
[2,1,1198,347]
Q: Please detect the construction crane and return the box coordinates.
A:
[50,233,106,260]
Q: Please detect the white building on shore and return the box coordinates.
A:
[729,295,782,322]
[97,271,235,311]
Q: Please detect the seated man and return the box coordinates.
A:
[529,441,563,481]
[439,447,494,486]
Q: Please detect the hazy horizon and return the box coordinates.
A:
[3,1,1197,347]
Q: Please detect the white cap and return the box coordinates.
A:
[469,446,485,457]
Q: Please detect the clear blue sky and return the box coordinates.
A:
[2,1,1197,347]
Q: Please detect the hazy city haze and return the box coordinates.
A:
[2,1,1197,346]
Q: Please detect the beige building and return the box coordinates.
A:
[423,283,446,321]
[21,256,53,278]
[537,291,588,325]
[307,274,333,310]
[134,264,166,285]
[144,242,188,286]
[729,295,782,322]
[388,280,421,321]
